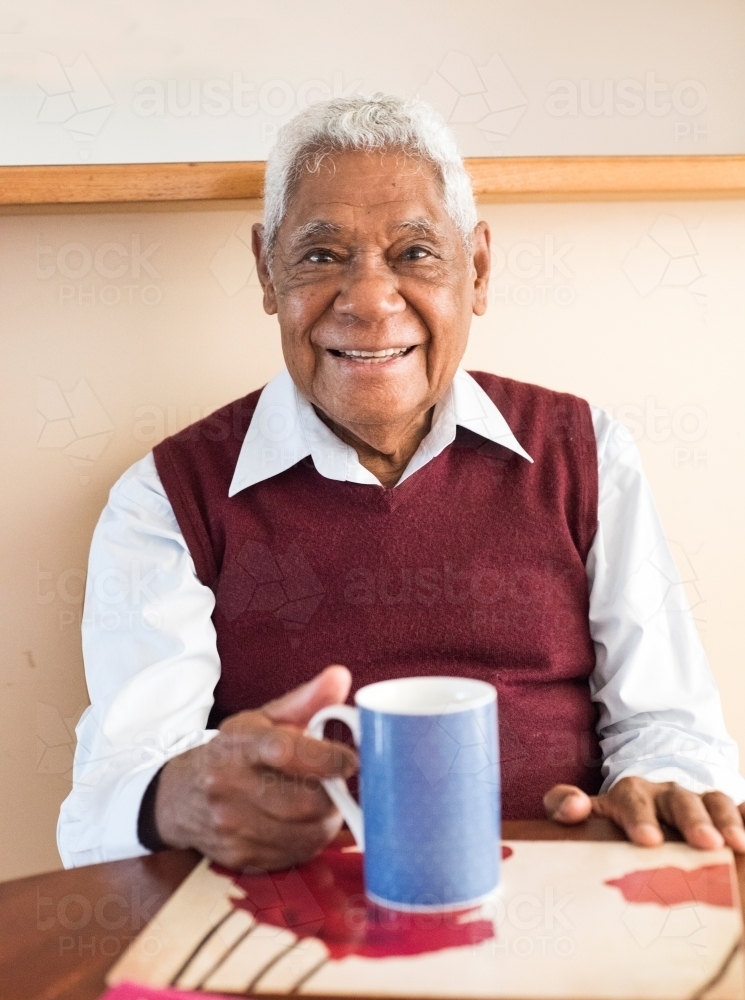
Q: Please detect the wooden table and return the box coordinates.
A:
[2,819,744,1000]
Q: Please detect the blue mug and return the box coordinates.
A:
[307,676,500,912]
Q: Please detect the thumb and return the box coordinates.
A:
[544,784,593,824]
[262,665,352,728]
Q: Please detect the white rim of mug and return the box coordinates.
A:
[365,882,500,913]
[354,676,496,715]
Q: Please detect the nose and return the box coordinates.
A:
[333,256,406,324]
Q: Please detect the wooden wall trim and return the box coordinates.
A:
[1,155,744,206]
[0,161,265,206]
[469,154,745,200]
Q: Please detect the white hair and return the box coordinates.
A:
[262,93,478,266]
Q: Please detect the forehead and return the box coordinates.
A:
[282,150,451,233]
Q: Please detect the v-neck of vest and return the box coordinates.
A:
[304,425,522,508]
[313,448,443,508]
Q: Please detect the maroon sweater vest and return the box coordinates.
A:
[153,371,602,819]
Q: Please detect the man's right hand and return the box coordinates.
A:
[154,665,357,871]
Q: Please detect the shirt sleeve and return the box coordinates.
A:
[56,452,221,867]
[587,406,745,803]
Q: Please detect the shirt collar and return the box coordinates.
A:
[228,366,532,497]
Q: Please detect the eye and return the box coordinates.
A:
[303,248,337,264]
[401,245,431,261]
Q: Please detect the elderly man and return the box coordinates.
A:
[59,95,745,872]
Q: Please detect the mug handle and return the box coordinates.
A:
[305,704,364,850]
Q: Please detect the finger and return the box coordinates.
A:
[261,726,358,777]
[656,785,724,850]
[205,826,331,872]
[592,777,664,846]
[262,665,353,727]
[702,792,745,852]
[182,747,346,867]
[248,767,339,823]
[222,726,358,779]
[204,761,337,824]
[544,784,593,824]
[206,801,343,871]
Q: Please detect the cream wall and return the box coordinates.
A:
[1,0,744,163]
[1,196,743,881]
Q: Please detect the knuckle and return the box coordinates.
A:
[218,845,250,871]
[615,783,651,810]
[294,792,330,823]
[198,767,224,799]
[288,827,330,866]
[295,736,330,769]
[234,733,261,766]
[255,765,286,796]
[218,709,256,734]
[667,786,700,811]
[615,776,645,793]
[261,773,329,822]
[703,790,731,808]
[301,774,324,797]
[316,812,344,847]
[259,729,297,767]
[208,804,237,836]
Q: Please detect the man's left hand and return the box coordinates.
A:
[545,777,745,852]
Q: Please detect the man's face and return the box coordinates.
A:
[253,150,490,437]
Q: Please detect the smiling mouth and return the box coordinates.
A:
[328,346,416,364]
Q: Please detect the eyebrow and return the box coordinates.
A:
[286,217,443,252]
[285,220,344,253]
[390,218,443,240]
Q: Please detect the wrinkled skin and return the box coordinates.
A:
[251,149,491,488]
[545,779,745,852]
[156,666,357,870]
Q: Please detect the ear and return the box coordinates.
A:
[471,220,491,317]
[251,223,278,315]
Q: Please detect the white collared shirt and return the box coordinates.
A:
[57,368,745,867]
[229,367,532,495]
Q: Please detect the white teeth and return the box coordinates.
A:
[335,346,412,362]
